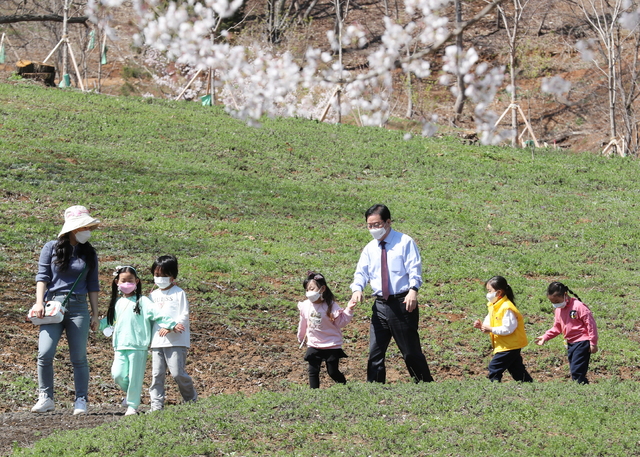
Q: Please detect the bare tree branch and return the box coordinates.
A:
[0,14,88,25]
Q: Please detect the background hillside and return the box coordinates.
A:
[0,0,631,154]
[2,81,640,454]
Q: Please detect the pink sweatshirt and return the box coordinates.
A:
[541,297,598,345]
[297,299,353,349]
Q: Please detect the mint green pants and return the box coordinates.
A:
[111,349,147,409]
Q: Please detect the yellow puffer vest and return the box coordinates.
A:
[488,297,528,353]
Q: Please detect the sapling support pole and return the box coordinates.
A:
[3,34,20,61]
[43,37,85,91]
[494,103,539,147]
[319,86,341,123]
[175,69,202,100]
[602,137,625,157]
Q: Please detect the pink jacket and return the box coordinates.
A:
[297,299,353,349]
[541,297,598,345]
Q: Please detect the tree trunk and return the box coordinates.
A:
[61,0,70,82]
[608,44,618,151]
[453,0,466,116]
[406,72,413,118]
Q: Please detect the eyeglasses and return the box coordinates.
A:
[367,222,386,229]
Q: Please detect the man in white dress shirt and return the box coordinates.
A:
[350,204,434,383]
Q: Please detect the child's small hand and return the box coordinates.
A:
[174,323,185,333]
[534,336,545,346]
[346,300,357,311]
[473,319,482,329]
[158,328,170,337]
[590,343,598,354]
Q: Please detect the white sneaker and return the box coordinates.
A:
[121,397,128,407]
[31,392,55,413]
[124,406,138,416]
[73,397,87,415]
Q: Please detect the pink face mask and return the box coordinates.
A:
[118,282,137,294]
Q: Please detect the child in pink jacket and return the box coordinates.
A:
[297,271,356,388]
[535,282,598,384]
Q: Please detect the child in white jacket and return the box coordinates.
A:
[148,255,197,412]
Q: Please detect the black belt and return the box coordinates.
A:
[375,291,408,301]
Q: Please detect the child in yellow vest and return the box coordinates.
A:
[473,276,533,382]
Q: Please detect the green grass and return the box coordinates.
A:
[3,80,640,454]
[12,381,640,456]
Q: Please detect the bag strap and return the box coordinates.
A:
[60,264,89,308]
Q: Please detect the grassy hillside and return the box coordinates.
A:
[13,381,640,456]
[2,80,640,455]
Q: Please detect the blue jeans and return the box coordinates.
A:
[37,294,90,400]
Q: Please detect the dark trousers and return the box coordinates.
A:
[308,359,346,389]
[368,296,433,383]
[488,348,533,382]
[567,340,591,384]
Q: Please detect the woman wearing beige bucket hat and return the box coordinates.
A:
[31,205,101,415]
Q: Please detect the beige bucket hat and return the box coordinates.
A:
[57,205,100,237]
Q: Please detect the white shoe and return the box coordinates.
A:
[124,406,138,416]
[73,397,87,415]
[31,392,55,413]
[121,397,128,407]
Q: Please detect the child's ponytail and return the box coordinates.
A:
[485,276,516,304]
[547,281,582,302]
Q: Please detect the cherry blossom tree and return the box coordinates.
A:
[573,0,640,155]
[87,0,511,143]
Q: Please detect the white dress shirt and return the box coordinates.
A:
[350,228,422,296]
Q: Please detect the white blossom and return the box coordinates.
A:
[576,40,595,62]
[91,0,508,141]
[541,76,571,96]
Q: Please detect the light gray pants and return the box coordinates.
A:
[149,347,197,410]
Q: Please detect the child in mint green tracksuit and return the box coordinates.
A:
[106,266,184,416]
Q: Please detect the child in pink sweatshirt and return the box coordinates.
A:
[297,271,356,389]
[535,282,598,384]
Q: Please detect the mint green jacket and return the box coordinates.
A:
[112,296,177,350]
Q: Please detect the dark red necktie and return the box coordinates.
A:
[380,241,390,300]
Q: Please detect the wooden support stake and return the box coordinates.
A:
[516,104,539,147]
[43,38,65,64]
[175,69,202,101]
[319,86,341,122]
[66,40,85,91]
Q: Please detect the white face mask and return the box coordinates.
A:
[369,227,387,240]
[552,300,567,309]
[154,276,172,289]
[75,231,91,244]
[486,292,497,302]
[306,290,322,302]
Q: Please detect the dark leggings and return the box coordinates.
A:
[308,359,346,389]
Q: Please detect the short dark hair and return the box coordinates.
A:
[365,204,391,222]
[151,254,179,279]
